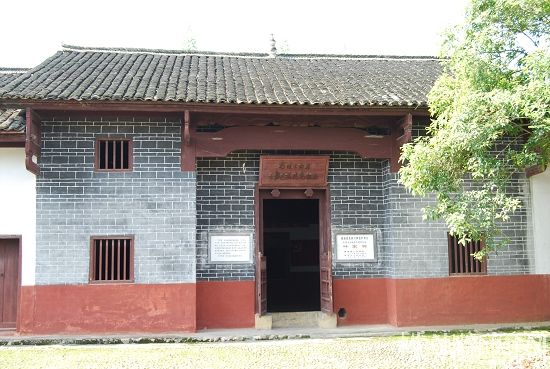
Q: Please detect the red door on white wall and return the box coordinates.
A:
[0,238,19,329]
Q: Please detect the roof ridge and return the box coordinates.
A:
[61,44,439,61]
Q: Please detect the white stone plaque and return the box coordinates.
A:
[208,233,252,263]
[335,233,377,262]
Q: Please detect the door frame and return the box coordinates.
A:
[254,186,333,314]
[0,235,22,330]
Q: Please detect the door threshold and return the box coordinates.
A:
[256,311,336,329]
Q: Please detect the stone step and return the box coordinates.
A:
[255,311,337,329]
[271,312,319,328]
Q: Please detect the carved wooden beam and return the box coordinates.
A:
[184,110,191,146]
[194,126,393,159]
[396,113,413,147]
[390,113,413,172]
[25,108,41,175]
[181,110,196,171]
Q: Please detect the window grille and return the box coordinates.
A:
[90,237,134,282]
[96,139,132,170]
[448,234,487,275]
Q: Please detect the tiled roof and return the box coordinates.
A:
[0,68,28,87]
[0,69,27,133]
[0,108,25,132]
[0,45,441,107]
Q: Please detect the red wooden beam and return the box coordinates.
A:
[390,113,413,172]
[181,110,196,172]
[0,133,25,147]
[396,113,413,146]
[192,113,405,127]
[194,126,393,159]
[25,108,41,175]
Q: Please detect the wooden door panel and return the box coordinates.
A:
[319,191,333,313]
[258,254,267,315]
[0,238,19,328]
[0,245,4,325]
[320,254,333,313]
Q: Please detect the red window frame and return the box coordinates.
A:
[89,236,135,283]
[94,137,133,171]
[448,233,487,275]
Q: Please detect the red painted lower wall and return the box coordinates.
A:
[17,275,550,334]
[19,283,196,334]
[197,281,255,329]
[333,275,550,327]
[391,275,550,326]
[333,279,388,325]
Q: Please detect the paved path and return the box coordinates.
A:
[1,321,549,345]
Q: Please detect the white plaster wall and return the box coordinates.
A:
[0,148,36,285]
[531,166,550,274]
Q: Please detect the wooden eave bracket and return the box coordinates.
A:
[396,113,413,147]
[526,163,546,178]
[181,110,196,172]
[25,108,41,175]
[390,113,412,172]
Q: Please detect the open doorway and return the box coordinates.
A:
[263,199,320,312]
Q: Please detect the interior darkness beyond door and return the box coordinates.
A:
[263,199,320,312]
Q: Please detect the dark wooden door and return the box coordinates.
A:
[319,191,333,313]
[320,254,332,313]
[255,188,267,316]
[257,188,333,314]
[0,238,19,328]
[258,253,267,315]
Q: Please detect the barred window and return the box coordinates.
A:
[448,234,487,275]
[95,138,132,171]
[90,237,134,282]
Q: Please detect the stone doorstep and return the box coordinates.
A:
[1,321,549,346]
[259,311,337,329]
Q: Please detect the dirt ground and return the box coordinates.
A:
[0,331,548,369]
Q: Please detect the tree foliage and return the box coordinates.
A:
[399,0,550,257]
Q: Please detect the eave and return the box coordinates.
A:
[0,99,431,117]
[0,132,25,147]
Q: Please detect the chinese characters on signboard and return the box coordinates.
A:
[335,233,376,262]
[259,156,329,187]
[208,234,253,263]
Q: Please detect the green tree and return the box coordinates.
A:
[399,0,550,257]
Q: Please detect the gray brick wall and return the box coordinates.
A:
[35,117,533,284]
[486,173,534,274]
[382,120,534,278]
[329,155,387,278]
[196,151,391,281]
[383,171,450,278]
[36,117,196,285]
[196,152,258,281]
[384,119,450,277]
[195,146,533,281]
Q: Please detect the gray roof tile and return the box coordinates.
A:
[0,69,27,132]
[0,45,442,107]
[0,109,25,132]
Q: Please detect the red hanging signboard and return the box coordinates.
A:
[259,156,329,188]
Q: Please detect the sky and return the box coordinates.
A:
[2,0,470,68]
